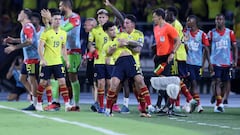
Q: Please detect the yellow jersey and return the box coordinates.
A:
[89,25,109,64]
[172,19,186,61]
[102,36,118,65]
[40,28,67,66]
[120,29,144,68]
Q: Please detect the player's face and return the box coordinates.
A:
[84,20,94,32]
[186,17,194,28]
[124,18,134,32]
[165,10,174,23]
[107,26,116,38]
[152,12,161,25]
[59,1,66,14]
[51,15,61,27]
[215,15,225,28]
[17,10,25,22]
[97,14,108,26]
[31,16,40,27]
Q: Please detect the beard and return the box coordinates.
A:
[61,10,66,16]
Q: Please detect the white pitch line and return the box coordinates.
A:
[169,116,240,130]
[0,105,126,135]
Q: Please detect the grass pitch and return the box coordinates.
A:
[0,102,239,135]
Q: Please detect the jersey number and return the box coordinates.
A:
[53,41,60,48]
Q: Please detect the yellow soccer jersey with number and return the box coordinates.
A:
[103,37,118,65]
[88,25,109,64]
[120,29,144,68]
[40,28,67,66]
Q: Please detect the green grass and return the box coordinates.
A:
[0,102,239,135]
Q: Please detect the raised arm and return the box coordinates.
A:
[104,0,124,25]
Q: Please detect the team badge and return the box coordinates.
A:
[160,36,165,42]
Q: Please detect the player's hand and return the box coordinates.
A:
[40,59,47,67]
[4,45,16,54]
[3,36,14,44]
[66,61,70,69]
[104,0,112,6]
[167,53,174,63]
[183,33,190,43]
[41,9,51,23]
[118,38,128,47]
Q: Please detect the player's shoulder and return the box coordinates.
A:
[133,29,144,36]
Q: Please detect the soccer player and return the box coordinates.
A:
[4,9,39,111]
[183,15,212,113]
[104,0,144,114]
[58,0,81,111]
[36,11,71,112]
[88,9,112,113]
[208,14,238,112]
[165,7,197,113]
[103,21,155,117]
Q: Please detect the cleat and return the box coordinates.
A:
[120,105,130,114]
[90,102,99,112]
[36,103,43,112]
[147,105,155,114]
[223,99,228,104]
[189,99,198,113]
[214,103,224,113]
[112,104,121,112]
[44,102,61,111]
[68,106,80,112]
[210,96,215,104]
[154,106,161,113]
[104,109,113,117]
[140,112,151,118]
[173,106,181,113]
[98,107,105,113]
[22,104,36,111]
[197,105,204,113]
[65,103,72,112]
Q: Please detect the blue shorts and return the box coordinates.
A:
[187,64,201,81]
[177,61,188,78]
[112,55,137,81]
[39,64,65,80]
[95,64,114,80]
[21,63,39,77]
[213,66,230,81]
[154,54,173,76]
[21,63,28,75]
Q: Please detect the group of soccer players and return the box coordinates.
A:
[2,0,238,117]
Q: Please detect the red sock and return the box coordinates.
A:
[98,89,104,108]
[175,94,180,106]
[216,96,222,106]
[59,84,69,103]
[138,94,146,113]
[37,84,45,103]
[180,81,193,102]
[140,86,151,106]
[46,85,52,103]
[193,93,200,105]
[133,86,139,102]
[106,90,116,109]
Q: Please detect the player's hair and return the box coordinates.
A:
[23,8,32,19]
[216,14,225,19]
[125,14,137,24]
[52,12,62,17]
[166,6,178,17]
[152,8,165,19]
[86,18,97,26]
[103,21,115,31]
[97,9,109,16]
[188,14,199,24]
[31,12,41,20]
[60,0,73,9]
